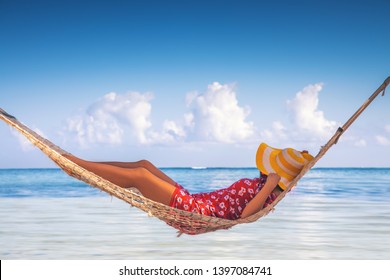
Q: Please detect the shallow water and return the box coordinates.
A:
[0,168,389,259]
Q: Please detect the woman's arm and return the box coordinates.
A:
[240,173,281,219]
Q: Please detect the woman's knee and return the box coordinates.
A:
[129,166,150,178]
[137,159,155,170]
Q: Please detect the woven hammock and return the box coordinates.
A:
[1,77,388,235]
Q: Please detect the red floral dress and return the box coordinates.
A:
[169,173,276,220]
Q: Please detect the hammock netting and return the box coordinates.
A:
[1,77,388,235]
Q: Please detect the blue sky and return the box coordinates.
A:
[1,0,389,168]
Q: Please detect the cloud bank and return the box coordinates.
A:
[64,82,255,147]
[63,82,342,150]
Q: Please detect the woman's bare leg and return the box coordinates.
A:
[96,160,176,186]
[63,155,176,205]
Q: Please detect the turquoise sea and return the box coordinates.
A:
[0,167,389,259]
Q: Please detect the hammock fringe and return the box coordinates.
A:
[1,76,388,235]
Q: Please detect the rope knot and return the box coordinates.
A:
[382,76,390,96]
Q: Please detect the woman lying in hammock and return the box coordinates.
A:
[64,142,313,219]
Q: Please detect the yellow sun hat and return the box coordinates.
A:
[256,143,314,190]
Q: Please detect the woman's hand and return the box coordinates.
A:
[240,172,281,219]
[266,173,281,185]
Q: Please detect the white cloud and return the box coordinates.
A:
[287,83,338,141]
[354,139,367,147]
[147,120,187,144]
[65,92,154,147]
[376,135,390,146]
[260,83,340,148]
[260,121,287,142]
[185,82,255,143]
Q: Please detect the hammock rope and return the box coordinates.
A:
[1,76,388,235]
